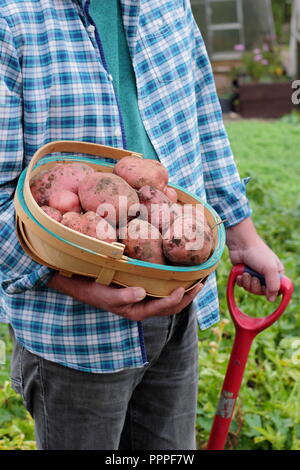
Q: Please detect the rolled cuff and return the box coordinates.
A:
[208,177,252,229]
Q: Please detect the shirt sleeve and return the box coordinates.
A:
[0,14,54,295]
[185,2,252,228]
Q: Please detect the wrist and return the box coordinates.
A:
[226,217,260,251]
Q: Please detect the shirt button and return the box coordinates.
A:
[107,74,113,81]
[114,128,122,137]
[87,24,95,33]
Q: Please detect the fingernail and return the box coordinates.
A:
[134,287,146,300]
[269,295,276,302]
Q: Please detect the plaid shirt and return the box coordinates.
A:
[0,0,251,373]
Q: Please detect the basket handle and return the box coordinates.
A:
[25,140,143,186]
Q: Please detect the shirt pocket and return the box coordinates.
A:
[139,15,193,84]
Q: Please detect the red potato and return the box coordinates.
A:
[138,185,178,232]
[162,216,213,266]
[61,211,116,243]
[30,162,94,206]
[41,205,62,222]
[138,185,171,206]
[61,212,83,232]
[79,211,101,238]
[80,211,117,243]
[163,187,178,203]
[168,202,208,225]
[78,172,139,227]
[49,190,81,214]
[119,219,166,265]
[113,156,168,191]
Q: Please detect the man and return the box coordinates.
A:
[0,0,283,450]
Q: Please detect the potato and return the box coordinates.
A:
[49,190,81,214]
[138,187,202,232]
[41,205,62,222]
[79,211,101,238]
[30,169,53,206]
[167,202,207,225]
[113,156,168,191]
[163,187,178,203]
[138,185,177,232]
[61,211,116,244]
[30,162,94,205]
[80,211,116,243]
[78,172,139,227]
[162,216,213,266]
[138,185,171,206]
[61,212,83,232]
[119,219,165,265]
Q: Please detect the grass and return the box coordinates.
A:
[0,324,36,450]
[197,117,300,450]
[0,117,299,450]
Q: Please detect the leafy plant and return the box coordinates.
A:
[231,39,289,83]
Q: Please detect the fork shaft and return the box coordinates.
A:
[207,328,254,450]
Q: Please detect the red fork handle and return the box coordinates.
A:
[207,264,293,450]
[227,264,294,334]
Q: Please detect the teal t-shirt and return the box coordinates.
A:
[89,0,159,161]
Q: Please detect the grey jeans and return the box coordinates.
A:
[10,306,199,450]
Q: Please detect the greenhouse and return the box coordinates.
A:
[191,0,276,60]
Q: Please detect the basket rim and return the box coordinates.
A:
[16,156,226,273]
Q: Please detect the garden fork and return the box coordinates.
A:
[207,263,294,450]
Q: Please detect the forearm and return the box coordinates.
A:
[226,217,260,250]
[47,272,94,304]
[46,271,203,321]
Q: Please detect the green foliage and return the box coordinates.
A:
[0,119,299,450]
[0,324,36,450]
[197,118,300,450]
[280,110,300,126]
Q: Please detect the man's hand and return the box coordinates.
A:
[47,273,203,321]
[226,217,284,302]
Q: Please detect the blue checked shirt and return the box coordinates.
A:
[0,0,251,372]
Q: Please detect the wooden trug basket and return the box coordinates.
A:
[14,141,226,297]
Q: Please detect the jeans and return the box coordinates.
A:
[9,305,199,450]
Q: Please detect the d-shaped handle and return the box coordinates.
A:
[227,264,293,335]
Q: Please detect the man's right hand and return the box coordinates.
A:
[47,273,203,321]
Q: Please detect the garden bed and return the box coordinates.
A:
[238,82,298,118]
